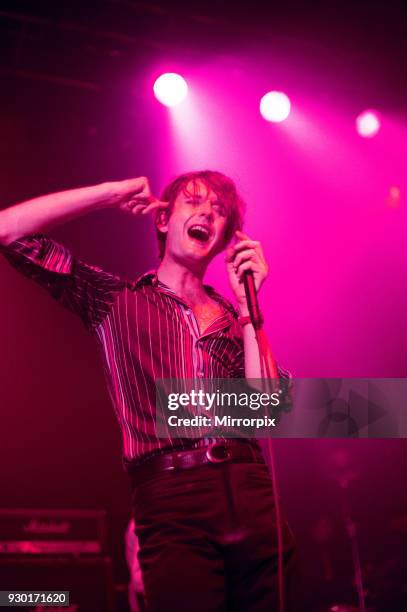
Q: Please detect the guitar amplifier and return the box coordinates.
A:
[0,508,107,555]
[0,556,115,611]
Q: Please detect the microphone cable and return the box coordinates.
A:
[243,270,286,612]
[258,331,285,612]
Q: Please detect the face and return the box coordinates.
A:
[159,180,229,267]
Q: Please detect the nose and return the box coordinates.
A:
[198,200,214,219]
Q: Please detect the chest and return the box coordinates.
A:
[191,302,225,336]
[102,289,241,377]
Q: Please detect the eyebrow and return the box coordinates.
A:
[184,193,221,203]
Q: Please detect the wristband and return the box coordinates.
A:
[237,315,252,327]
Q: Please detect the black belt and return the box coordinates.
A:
[128,440,265,485]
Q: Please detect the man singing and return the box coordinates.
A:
[0,170,295,611]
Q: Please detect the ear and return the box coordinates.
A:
[156,210,169,235]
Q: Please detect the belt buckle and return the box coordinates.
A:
[206,442,231,464]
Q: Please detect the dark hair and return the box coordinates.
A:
[156,170,245,260]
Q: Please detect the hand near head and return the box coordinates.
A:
[108,177,169,216]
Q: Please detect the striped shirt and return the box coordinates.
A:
[1,234,290,466]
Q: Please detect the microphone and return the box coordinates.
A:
[242,270,263,330]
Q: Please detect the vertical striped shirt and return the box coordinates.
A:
[1,234,290,466]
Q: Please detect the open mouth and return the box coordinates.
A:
[187,224,212,243]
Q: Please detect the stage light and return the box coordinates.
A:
[387,186,401,207]
[356,110,381,138]
[153,73,188,107]
[259,91,291,123]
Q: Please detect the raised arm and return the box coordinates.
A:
[0,177,167,246]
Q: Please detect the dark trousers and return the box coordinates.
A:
[130,459,296,611]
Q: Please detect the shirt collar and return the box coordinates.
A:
[134,270,238,319]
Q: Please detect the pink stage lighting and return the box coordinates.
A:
[356,110,381,138]
[153,73,188,107]
[259,91,291,123]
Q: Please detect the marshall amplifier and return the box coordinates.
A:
[0,556,115,611]
[0,508,107,555]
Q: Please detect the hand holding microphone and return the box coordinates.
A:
[225,230,269,327]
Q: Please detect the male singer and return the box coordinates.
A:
[0,170,295,611]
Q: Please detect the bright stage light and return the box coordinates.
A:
[259,91,291,123]
[356,110,381,138]
[387,186,401,207]
[153,73,188,107]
